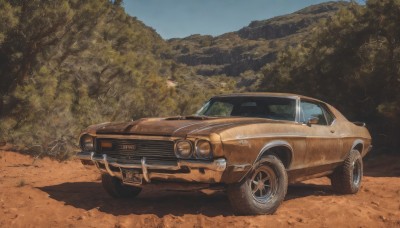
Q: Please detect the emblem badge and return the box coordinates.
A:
[119,144,137,151]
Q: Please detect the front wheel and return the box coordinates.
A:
[101,174,142,198]
[227,155,288,215]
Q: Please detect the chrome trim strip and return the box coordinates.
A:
[141,157,150,183]
[76,152,227,172]
[91,134,178,141]
[99,158,227,172]
[91,152,101,171]
[103,154,115,176]
[295,96,301,123]
[76,151,93,160]
[254,140,294,165]
[223,134,371,141]
[232,164,251,172]
[180,158,227,172]
[112,162,179,170]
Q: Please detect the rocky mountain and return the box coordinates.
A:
[168,2,349,79]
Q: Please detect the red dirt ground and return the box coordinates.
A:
[0,149,399,228]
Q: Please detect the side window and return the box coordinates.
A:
[300,101,327,125]
[267,102,296,121]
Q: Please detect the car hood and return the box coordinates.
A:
[88,116,290,138]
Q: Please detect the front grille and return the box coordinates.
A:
[96,139,176,163]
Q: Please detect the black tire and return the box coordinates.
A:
[330,150,363,194]
[227,155,288,215]
[101,174,142,198]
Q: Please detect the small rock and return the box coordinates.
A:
[87,210,96,217]
[296,218,304,223]
[371,201,379,206]
[379,215,386,221]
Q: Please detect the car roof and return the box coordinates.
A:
[214,92,324,103]
[212,92,348,121]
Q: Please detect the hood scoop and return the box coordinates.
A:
[122,122,137,132]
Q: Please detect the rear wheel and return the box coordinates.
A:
[330,150,363,194]
[101,174,142,198]
[227,155,288,215]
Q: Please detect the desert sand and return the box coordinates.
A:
[0,150,399,228]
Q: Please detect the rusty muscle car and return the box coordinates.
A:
[77,93,372,215]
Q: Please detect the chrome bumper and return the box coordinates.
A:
[77,152,227,185]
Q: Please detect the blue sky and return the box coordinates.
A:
[124,0,360,39]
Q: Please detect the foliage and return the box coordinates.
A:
[259,0,400,153]
[0,0,234,160]
[2,0,399,160]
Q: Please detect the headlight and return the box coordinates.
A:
[195,140,212,159]
[175,140,192,158]
[80,134,94,151]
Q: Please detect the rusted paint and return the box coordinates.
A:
[78,92,372,184]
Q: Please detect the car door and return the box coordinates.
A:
[299,100,342,174]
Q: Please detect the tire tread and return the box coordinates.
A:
[227,155,288,215]
[331,150,363,194]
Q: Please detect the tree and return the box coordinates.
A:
[259,0,400,153]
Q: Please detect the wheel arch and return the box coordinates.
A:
[255,140,293,169]
[351,139,364,154]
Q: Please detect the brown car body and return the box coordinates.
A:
[77,93,371,213]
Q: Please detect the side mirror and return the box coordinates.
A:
[307,117,319,126]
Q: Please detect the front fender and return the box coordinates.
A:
[221,139,294,184]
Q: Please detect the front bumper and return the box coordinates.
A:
[77,152,227,185]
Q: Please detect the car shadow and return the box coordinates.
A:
[38,181,335,216]
[286,183,334,200]
[38,182,232,216]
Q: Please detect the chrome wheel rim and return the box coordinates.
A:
[352,159,362,187]
[249,166,277,203]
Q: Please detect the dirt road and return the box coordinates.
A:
[0,150,399,227]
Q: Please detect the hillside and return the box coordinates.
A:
[169,0,400,153]
[0,0,234,158]
[1,0,399,157]
[168,2,349,81]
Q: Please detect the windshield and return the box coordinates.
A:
[196,96,296,121]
